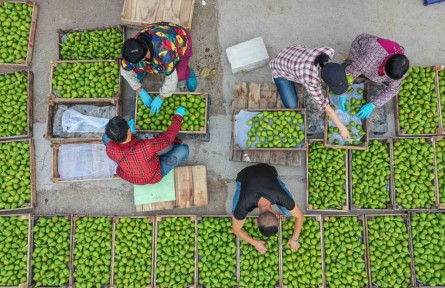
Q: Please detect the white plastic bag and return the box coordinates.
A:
[62,109,109,133]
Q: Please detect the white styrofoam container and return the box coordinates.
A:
[226,37,270,74]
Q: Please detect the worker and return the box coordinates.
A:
[232,164,304,254]
[121,22,197,114]
[270,45,351,139]
[344,33,409,119]
[101,107,188,185]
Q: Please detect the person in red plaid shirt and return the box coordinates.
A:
[270,45,351,139]
[345,33,409,119]
[102,107,189,185]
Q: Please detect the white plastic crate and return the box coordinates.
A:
[226,37,269,74]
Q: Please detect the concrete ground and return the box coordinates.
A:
[1,0,445,216]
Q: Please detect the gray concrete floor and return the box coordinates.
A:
[1,0,445,216]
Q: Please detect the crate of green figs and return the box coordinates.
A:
[0,214,32,288]
[325,83,369,150]
[391,137,439,210]
[349,139,394,210]
[135,92,208,135]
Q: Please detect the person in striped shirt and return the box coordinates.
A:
[270,45,351,140]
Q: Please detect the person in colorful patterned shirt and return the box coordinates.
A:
[121,22,197,114]
[270,45,351,140]
[345,33,410,119]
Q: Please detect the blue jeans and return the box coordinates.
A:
[160,144,189,176]
[274,77,298,108]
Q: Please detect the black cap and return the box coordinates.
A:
[321,63,348,95]
[122,38,148,64]
[258,225,278,237]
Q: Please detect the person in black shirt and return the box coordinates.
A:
[232,164,304,254]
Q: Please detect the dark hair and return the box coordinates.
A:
[122,38,148,64]
[105,117,129,143]
[385,54,409,80]
[314,53,330,68]
[258,211,279,237]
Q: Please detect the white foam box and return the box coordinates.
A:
[226,37,270,74]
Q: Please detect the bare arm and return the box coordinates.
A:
[289,204,304,240]
[325,105,351,140]
[232,216,267,253]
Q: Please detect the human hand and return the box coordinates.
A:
[254,240,267,254]
[357,103,375,120]
[128,119,136,135]
[150,96,164,114]
[138,89,152,107]
[339,95,348,113]
[340,126,351,140]
[287,239,301,252]
[175,106,186,117]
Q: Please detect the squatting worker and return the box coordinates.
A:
[270,45,351,140]
[102,107,189,185]
[121,22,197,114]
[232,164,304,254]
[345,33,409,119]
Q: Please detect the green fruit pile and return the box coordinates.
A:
[0,141,31,210]
[239,218,279,287]
[0,216,29,286]
[32,216,71,287]
[439,70,445,120]
[60,28,122,60]
[351,140,391,208]
[73,217,112,287]
[367,216,412,287]
[344,96,366,116]
[0,2,33,64]
[393,138,436,208]
[282,217,323,287]
[0,72,28,137]
[52,61,119,98]
[324,216,368,288]
[245,111,305,148]
[328,123,365,146]
[197,217,237,287]
[398,66,439,134]
[137,94,206,131]
[308,142,347,210]
[437,139,445,204]
[156,217,195,287]
[411,212,445,286]
[114,217,153,287]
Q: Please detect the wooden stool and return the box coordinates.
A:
[134,165,208,212]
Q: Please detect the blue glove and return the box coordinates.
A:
[128,119,137,135]
[357,103,375,119]
[339,95,348,113]
[102,133,111,146]
[175,106,186,117]
[139,89,152,107]
[150,96,164,114]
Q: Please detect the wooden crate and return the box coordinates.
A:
[135,165,208,212]
[111,216,155,288]
[153,215,197,288]
[0,138,36,213]
[232,108,308,151]
[280,215,326,288]
[324,84,370,150]
[230,82,303,167]
[70,216,113,288]
[48,60,122,103]
[364,213,415,288]
[0,214,32,288]
[0,1,38,67]
[434,65,445,134]
[349,138,394,211]
[51,140,119,183]
[28,215,72,288]
[322,215,370,288]
[121,0,195,30]
[391,137,439,210]
[306,139,349,212]
[57,25,125,61]
[45,98,121,141]
[196,216,237,288]
[0,71,33,140]
[134,92,209,135]
[394,66,443,136]
[434,136,445,209]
